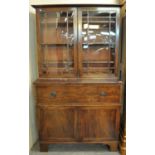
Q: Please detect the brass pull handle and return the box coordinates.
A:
[100,92,107,96]
[50,91,56,97]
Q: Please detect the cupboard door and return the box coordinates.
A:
[36,8,78,78]
[39,106,76,141]
[78,8,120,78]
[78,106,120,142]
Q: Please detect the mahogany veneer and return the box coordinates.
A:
[32,6,122,152]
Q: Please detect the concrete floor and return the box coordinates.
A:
[30,142,120,155]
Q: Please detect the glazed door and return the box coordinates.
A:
[39,106,76,141]
[78,8,120,78]
[37,8,78,78]
[77,106,120,142]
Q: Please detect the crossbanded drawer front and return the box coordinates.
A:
[36,84,121,104]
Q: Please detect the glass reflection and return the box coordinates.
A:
[40,10,75,76]
[82,11,116,76]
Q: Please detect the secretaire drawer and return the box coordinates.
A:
[36,84,122,103]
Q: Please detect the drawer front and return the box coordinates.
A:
[36,84,121,104]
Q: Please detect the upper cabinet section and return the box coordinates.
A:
[35,7,120,79]
[37,8,77,78]
[78,8,120,78]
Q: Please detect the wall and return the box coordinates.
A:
[29,6,38,149]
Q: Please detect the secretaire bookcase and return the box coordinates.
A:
[32,5,123,152]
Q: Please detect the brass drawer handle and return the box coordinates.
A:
[50,91,57,97]
[100,92,107,96]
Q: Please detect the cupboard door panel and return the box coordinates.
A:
[39,106,76,141]
[78,107,120,141]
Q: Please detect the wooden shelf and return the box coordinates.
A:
[83,27,116,31]
[83,67,115,71]
[82,21,115,24]
[83,67,115,74]
[43,67,74,74]
[82,43,115,45]
[82,16,116,19]
[81,73,116,79]
[43,60,73,64]
[42,62,73,67]
[41,21,73,25]
[83,61,114,64]
[41,43,73,46]
[41,17,73,24]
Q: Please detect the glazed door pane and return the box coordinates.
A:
[79,9,119,78]
[38,8,77,77]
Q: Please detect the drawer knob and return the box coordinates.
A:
[100,92,107,96]
[50,91,57,97]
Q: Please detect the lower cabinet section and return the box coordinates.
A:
[37,105,121,151]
